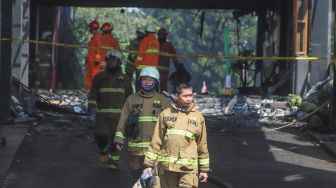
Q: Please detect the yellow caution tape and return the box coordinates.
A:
[1,37,334,61]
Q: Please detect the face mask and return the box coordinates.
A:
[140,78,157,92]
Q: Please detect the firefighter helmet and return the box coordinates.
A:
[105,49,123,62]
[89,20,99,30]
[102,22,114,32]
[139,67,160,81]
[145,24,156,33]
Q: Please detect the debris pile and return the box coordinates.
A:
[194,94,296,125]
[37,90,87,114]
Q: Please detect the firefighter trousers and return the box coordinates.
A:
[94,118,120,163]
[159,170,199,188]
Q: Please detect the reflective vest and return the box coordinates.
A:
[135,34,160,71]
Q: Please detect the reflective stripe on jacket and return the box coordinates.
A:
[143,102,210,174]
[114,91,169,156]
[88,68,133,119]
[135,34,159,70]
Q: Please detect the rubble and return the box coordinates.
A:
[36,89,88,115]
[195,95,293,119]
[8,74,312,130]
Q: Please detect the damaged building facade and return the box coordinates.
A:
[0,0,335,131]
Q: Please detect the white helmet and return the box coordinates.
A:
[139,67,160,81]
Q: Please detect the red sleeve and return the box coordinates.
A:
[135,37,147,66]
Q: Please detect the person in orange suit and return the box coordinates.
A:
[86,20,103,92]
[135,24,160,80]
[100,22,120,70]
[157,28,180,92]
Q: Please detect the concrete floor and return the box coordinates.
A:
[1,117,336,188]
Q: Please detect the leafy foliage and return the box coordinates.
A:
[54,7,257,92]
[286,94,302,110]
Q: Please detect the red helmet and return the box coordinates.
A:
[89,20,99,30]
[102,22,113,32]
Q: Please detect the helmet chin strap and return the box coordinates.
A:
[140,79,158,92]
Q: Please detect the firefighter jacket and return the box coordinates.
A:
[87,31,103,63]
[101,33,120,69]
[35,45,52,70]
[135,34,160,71]
[158,41,178,72]
[114,91,169,156]
[143,102,210,174]
[88,67,133,119]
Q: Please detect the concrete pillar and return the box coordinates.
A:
[12,0,30,86]
[309,0,332,86]
[292,60,309,95]
[0,0,13,121]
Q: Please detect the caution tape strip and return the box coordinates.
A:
[1,37,336,61]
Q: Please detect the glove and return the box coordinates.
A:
[115,142,123,151]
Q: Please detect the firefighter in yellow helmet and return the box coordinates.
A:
[88,49,133,169]
[143,83,210,188]
[113,67,169,183]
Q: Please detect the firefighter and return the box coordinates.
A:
[157,28,180,92]
[135,24,160,79]
[125,28,145,81]
[88,49,133,169]
[100,22,120,70]
[143,83,210,188]
[113,67,169,183]
[86,20,103,92]
[34,31,53,89]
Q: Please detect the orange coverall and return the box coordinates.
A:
[135,34,160,72]
[158,41,178,91]
[86,31,102,91]
[100,33,120,69]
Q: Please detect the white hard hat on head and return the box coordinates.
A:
[139,67,160,81]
